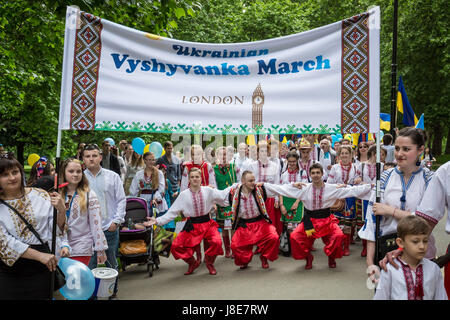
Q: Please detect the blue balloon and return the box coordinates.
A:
[132,137,146,155]
[58,257,95,300]
[104,137,115,146]
[149,141,163,158]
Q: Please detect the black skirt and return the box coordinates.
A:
[0,244,52,300]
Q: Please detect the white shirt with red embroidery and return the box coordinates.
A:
[373,257,447,300]
[155,186,231,226]
[281,169,303,184]
[327,162,359,185]
[248,160,280,184]
[238,192,261,220]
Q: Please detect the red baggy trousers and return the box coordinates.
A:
[230,219,280,266]
[171,220,224,260]
[290,215,345,260]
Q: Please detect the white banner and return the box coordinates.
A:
[59,6,380,134]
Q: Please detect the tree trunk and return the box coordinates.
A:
[445,127,450,155]
[16,142,25,166]
[431,124,443,157]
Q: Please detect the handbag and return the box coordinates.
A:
[376,232,398,264]
[0,199,66,291]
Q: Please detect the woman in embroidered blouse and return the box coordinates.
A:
[0,154,67,299]
[52,159,107,266]
[129,152,168,215]
[327,145,359,256]
[359,127,436,278]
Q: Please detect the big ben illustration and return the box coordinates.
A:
[252,83,264,129]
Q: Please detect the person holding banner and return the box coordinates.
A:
[262,163,372,269]
[51,158,108,266]
[0,153,68,299]
[147,168,231,275]
[359,127,436,279]
[327,145,359,256]
[247,141,282,236]
[213,147,237,258]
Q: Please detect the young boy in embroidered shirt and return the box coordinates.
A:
[373,215,447,300]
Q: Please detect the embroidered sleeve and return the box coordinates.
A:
[129,171,140,196]
[0,224,29,266]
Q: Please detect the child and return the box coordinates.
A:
[383,162,396,171]
[373,215,447,300]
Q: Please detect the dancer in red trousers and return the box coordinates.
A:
[227,170,280,270]
[263,163,372,269]
[148,167,229,275]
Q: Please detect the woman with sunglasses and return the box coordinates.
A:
[129,152,168,216]
[51,158,108,266]
[0,154,68,299]
[359,127,437,278]
[355,142,369,165]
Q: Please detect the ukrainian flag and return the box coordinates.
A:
[397,76,418,126]
[380,113,391,131]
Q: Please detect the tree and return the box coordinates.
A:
[0,0,201,164]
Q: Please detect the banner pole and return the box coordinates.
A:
[375,131,381,270]
[389,0,399,139]
[49,128,63,299]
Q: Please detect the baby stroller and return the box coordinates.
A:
[119,196,159,277]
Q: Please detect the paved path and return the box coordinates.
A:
[117,215,448,300]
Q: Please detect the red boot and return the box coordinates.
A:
[183,257,200,275]
[361,239,367,257]
[205,255,217,275]
[305,253,314,270]
[343,234,350,256]
[223,233,232,258]
[328,256,337,268]
[260,256,269,269]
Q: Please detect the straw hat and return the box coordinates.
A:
[298,138,311,149]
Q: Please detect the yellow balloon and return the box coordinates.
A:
[161,149,165,156]
[27,154,40,167]
[143,144,150,154]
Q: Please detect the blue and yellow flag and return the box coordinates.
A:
[415,113,424,130]
[380,113,391,131]
[397,76,418,126]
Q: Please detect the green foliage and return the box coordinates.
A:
[1,0,448,164]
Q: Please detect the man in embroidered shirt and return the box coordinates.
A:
[83,144,126,299]
[374,215,447,300]
[227,170,280,270]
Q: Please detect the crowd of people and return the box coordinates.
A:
[0,127,448,300]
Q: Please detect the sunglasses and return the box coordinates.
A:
[84,143,100,150]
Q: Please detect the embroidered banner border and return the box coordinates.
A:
[69,12,102,130]
[341,13,370,133]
